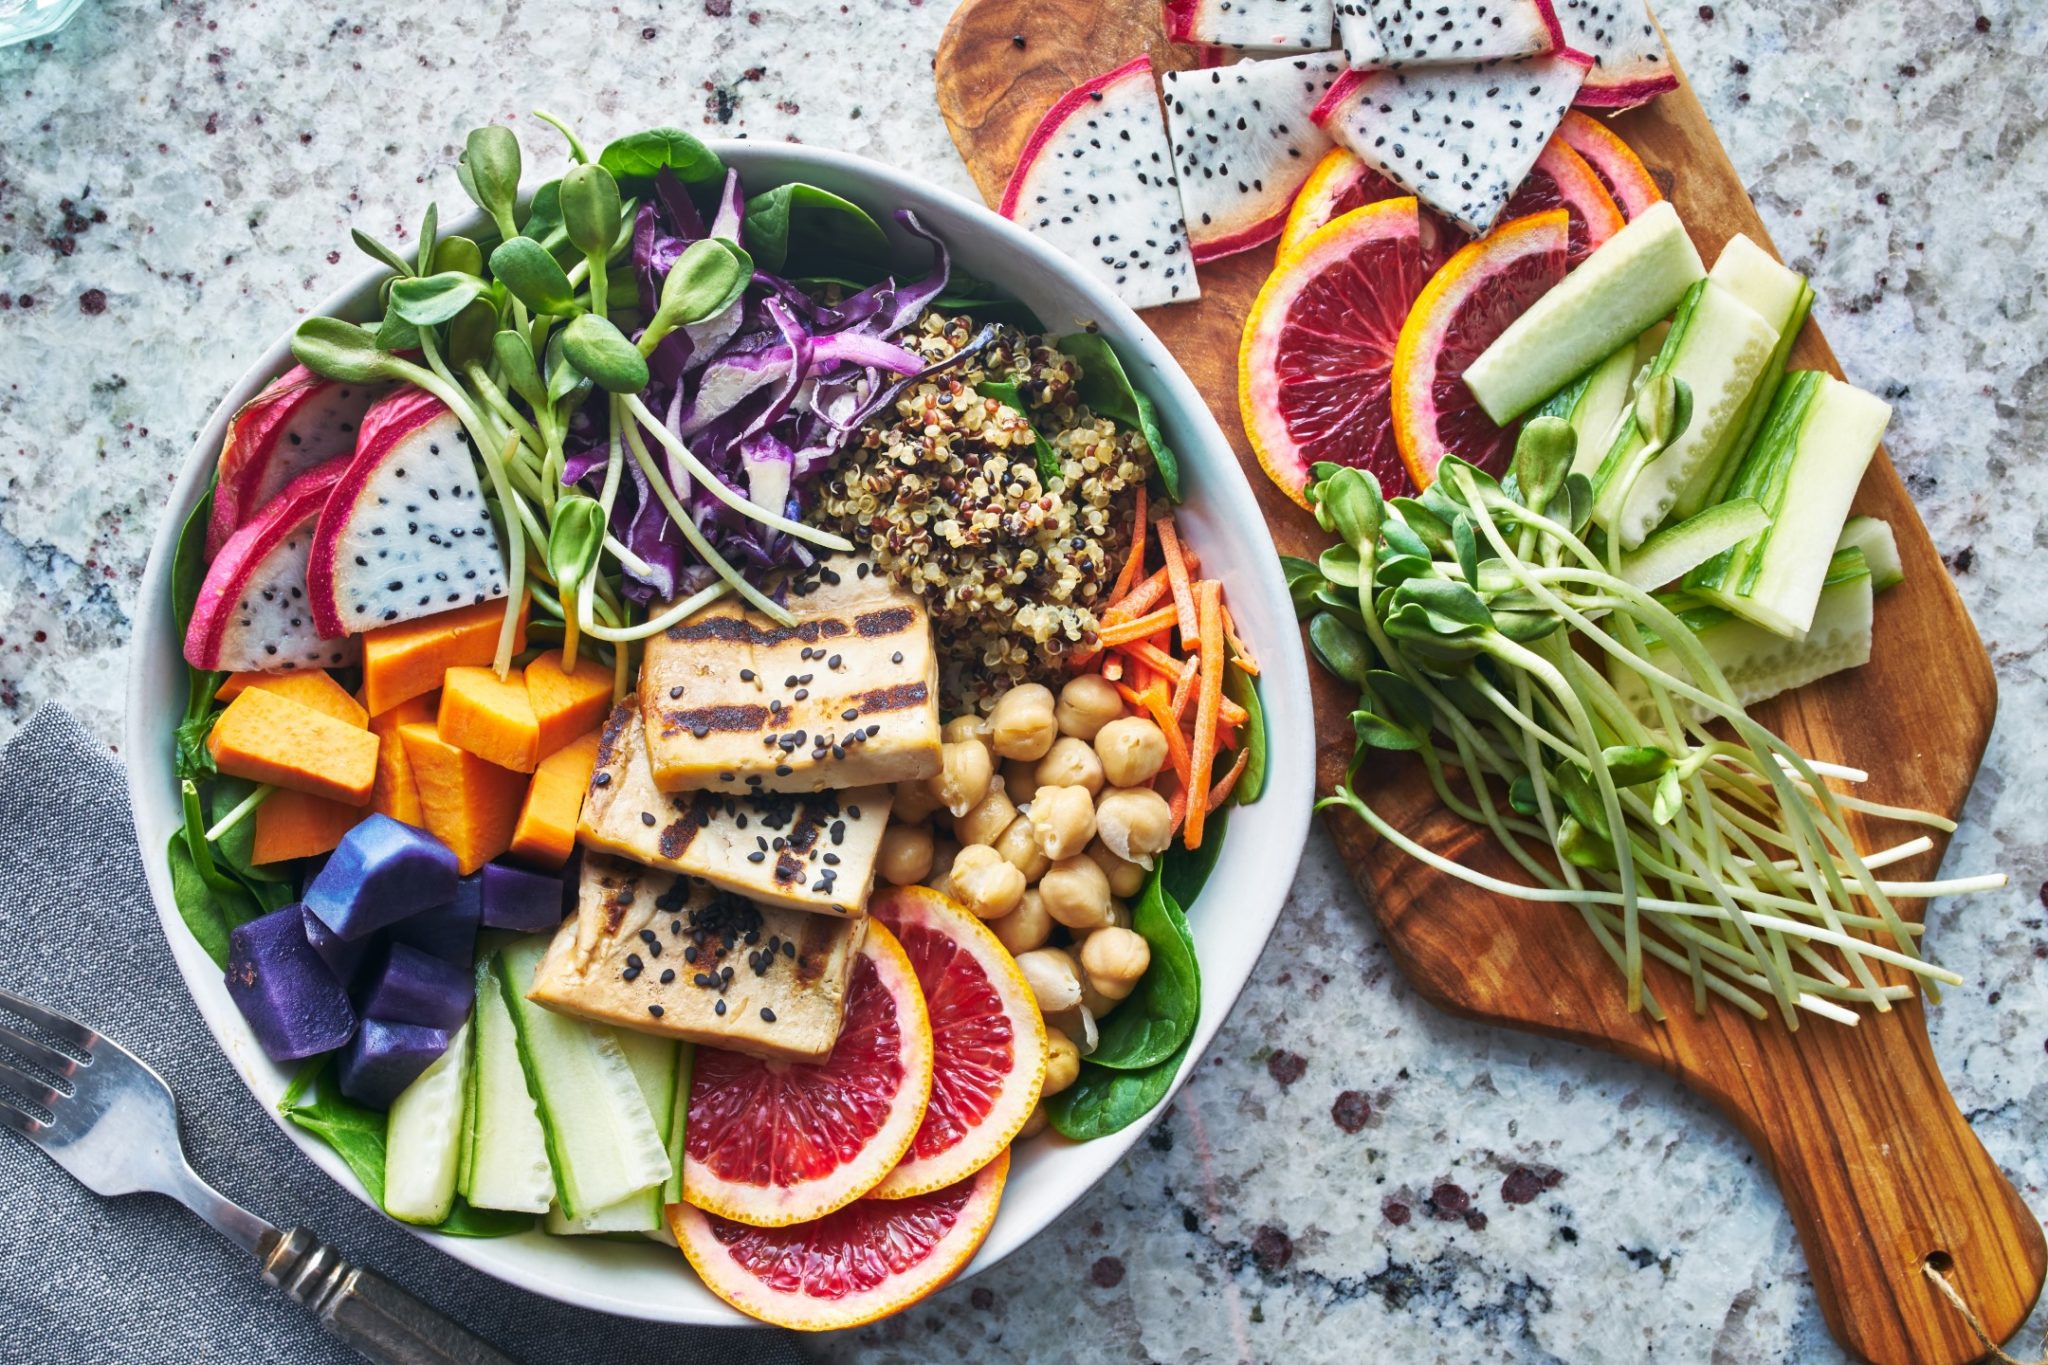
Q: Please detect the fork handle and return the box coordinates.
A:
[262,1227,517,1365]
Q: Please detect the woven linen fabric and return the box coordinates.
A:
[0,706,810,1365]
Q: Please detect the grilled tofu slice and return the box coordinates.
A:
[638,554,941,794]
[579,703,891,916]
[527,853,864,1061]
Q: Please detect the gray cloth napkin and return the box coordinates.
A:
[0,706,809,1365]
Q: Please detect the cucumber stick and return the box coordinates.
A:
[1615,548,1874,725]
[384,1020,471,1226]
[495,937,672,1218]
[1672,235,1815,519]
[1687,372,1891,637]
[1594,278,1781,549]
[663,1044,694,1204]
[1617,497,1771,590]
[462,951,556,1214]
[1464,200,1706,425]
[545,1031,680,1235]
[1839,515,1903,591]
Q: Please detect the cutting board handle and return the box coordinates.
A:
[1685,999,2042,1365]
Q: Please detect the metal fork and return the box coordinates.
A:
[0,986,516,1365]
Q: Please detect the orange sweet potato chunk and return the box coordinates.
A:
[525,650,615,761]
[360,595,529,717]
[208,688,378,805]
[251,789,362,863]
[397,722,529,874]
[439,666,540,773]
[215,670,366,728]
[508,728,602,869]
[365,692,438,827]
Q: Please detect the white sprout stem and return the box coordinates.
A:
[580,580,731,643]
[621,414,795,626]
[623,392,854,552]
[204,783,274,841]
[604,534,653,578]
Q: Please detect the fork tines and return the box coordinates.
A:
[0,987,97,1131]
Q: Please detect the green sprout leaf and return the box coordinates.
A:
[460,126,523,237]
[291,317,396,384]
[560,313,648,394]
[547,495,607,596]
[388,271,487,328]
[560,162,623,260]
[488,236,579,316]
[1279,555,1326,620]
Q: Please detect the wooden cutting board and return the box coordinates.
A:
[935,5,2044,1362]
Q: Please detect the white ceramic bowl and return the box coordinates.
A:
[125,142,1315,1325]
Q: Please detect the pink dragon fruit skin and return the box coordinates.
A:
[184,457,358,674]
[1162,53,1349,264]
[1551,0,1679,109]
[1367,0,1566,67]
[306,386,506,639]
[205,364,388,559]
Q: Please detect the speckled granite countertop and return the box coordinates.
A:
[2,1,2043,1360]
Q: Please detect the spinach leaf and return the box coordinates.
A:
[166,832,235,969]
[975,380,1062,485]
[1161,800,1229,909]
[208,778,293,891]
[596,129,723,187]
[1089,870,1200,1071]
[174,780,262,965]
[741,183,889,275]
[1222,661,1268,805]
[170,482,214,636]
[171,481,226,779]
[1046,1035,1191,1141]
[1056,333,1181,502]
[436,1198,538,1238]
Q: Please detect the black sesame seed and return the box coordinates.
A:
[740,668,755,682]
[669,685,684,699]
[594,772,613,788]
[660,968,676,984]
[714,999,726,1016]
[760,1008,776,1023]
[827,655,842,669]
[747,850,766,863]
[783,941,797,958]
[891,651,903,664]
[626,953,643,968]
[648,1004,664,1018]
[641,811,657,826]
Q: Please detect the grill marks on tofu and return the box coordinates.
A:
[527,853,864,1062]
[637,555,942,794]
[580,703,892,916]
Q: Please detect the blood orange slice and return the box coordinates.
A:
[867,886,1045,1199]
[674,1150,1009,1331]
[1240,197,1433,505]
[1501,139,1624,267]
[1556,110,1665,221]
[1279,148,1462,267]
[1390,209,1570,488]
[682,920,933,1227]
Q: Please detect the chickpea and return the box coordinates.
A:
[1033,736,1104,795]
[1086,838,1147,899]
[1042,1029,1081,1096]
[1093,716,1169,789]
[941,712,991,749]
[1028,783,1097,862]
[1056,673,1125,741]
[989,888,1052,954]
[954,784,1018,849]
[1017,1101,1050,1140]
[1077,974,1117,1019]
[876,823,935,886]
[924,837,962,898]
[928,739,992,818]
[1015,947,1083,1014]
[1095,787,1173,868]
[1104,898,1132,931]
[1045,1003,1097,1054]
[988,683,1058,761]
[950,844,1026,920]
[1039,854,1113,931]
[993,815,1051,882]
[892,777,943,824]
[1001,757,1040,802]
[1080,927,1151,1002]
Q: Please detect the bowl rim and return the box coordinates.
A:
[125,138,1315,1326]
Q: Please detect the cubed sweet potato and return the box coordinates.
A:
[524,650,615,761]
[365,692,437,827]
[209,688,379,805]
[438,666,539,772]
[215,669,367,728]
[397,722,528,874]
[360,595,528,717]
[508,728,602,869]
[251,789,362,863]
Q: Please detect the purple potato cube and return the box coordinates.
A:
[479,862,564,932]
[304,814,460,941]
[224,907,356,1062]
[336,1018,451,1109]
[301,906,368,984]
[389,874,482,967]
[356,942,474,1031]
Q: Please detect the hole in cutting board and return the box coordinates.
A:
[1923,1249,1955,1275]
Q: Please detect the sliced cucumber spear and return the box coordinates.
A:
[1464,200,1705,427]
[1838,514,1904,591]
[1687,371,1891,638]
[1617,496,1771,591]
[461,949,556,1215]
[384,1019,472,1226]
[544,1029,680,1235]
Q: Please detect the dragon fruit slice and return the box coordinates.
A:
[1311,50,1592,236]
[999,55,1199,311]
[1165,0,1335,52]
[206,365,388,558]
[1369,0,1565,66]
[1552,0,1677,108]
[184,458,358,673]
[1333,2,1386,66]
[307,387,506,638]
[1162,53,1348,262]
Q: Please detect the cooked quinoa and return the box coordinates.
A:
[815,311,1152,712]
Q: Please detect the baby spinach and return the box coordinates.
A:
[1046,1034,1191,1141]
[974,380,1061,484]
[170,485,225,780]
[1222,663,1268,805]
[165,832,236,969]
[597,128,723,187]
[1088,869,1199,1072]
[207,778,294,891]
[742,183,889,275]
[1055,333,1181,502]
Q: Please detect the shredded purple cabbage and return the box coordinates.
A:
[567,178,960,604]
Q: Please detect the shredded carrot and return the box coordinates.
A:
[1094,606,1178,648]
[1132,682,1192,788]
[1221,603,1259,676]
[1119,640,1181,678]
[1104,566,1171,622]
[1218,695,1249,728]
[1164,780,1187,836]
[1102,656,1124,682]
[1206,749,1250,807]
[1168,657,1201,724]
[1184,579,1225,849]
[1157,522,1200,642]
[1108,483,1149,603]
